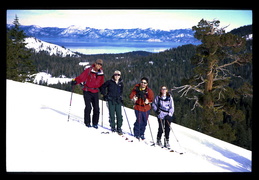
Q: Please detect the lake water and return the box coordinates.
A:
[40,37,200,55]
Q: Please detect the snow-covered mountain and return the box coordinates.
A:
[24,37,80,57]
[11,24,200,43]
[6,80,251,172]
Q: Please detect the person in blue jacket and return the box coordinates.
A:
[152,86,174,148]
[100,70,124,134]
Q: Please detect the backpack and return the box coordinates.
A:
[134,85,148,101]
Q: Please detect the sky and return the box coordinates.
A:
[6,9,252,32]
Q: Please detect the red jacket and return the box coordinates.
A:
[129,84,154,112]
[75,64,104,93]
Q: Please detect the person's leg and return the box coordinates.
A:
[83,91,92,126]
[115,103,123,130]
[139,110,149,139]
[133,110,141,138]
[91,92,100,126]
[108,100,116,130]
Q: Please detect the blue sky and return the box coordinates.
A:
[6,9,252,31]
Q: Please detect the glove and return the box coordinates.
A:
[71,79,77,86]
[103,95,108,101]
[155,109,161,115]
[120,97,124,104]
[165,115,174,123]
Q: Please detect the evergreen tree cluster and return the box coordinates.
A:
[6,15,36,82]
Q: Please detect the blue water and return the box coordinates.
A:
[39,37,199,55]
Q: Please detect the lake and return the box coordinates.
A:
[40,37,200,55]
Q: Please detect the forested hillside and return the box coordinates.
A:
[31,25,252,150]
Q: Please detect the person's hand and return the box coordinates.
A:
[132,95,138,103]
[71,79,77,86]
[145,99,149,104]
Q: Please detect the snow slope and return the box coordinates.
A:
[6,80,252,172]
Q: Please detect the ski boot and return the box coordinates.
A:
[156,138,163,147]
[117,128,123,135]
[164,138,170,149]
[111,128,116,133]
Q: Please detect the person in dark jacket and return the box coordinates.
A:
[152,86,174,148]
[100,70,124,134]
[71,59,104,129]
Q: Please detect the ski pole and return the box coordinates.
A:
[122,104,133,136]
[67,85,75,122]
[101,99,104,127]
[166,120,184,153]
[147,118,155,146]
[159,118,166,146]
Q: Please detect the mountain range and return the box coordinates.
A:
[7,24,200,43]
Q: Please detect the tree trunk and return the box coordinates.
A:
[204,65,214,108]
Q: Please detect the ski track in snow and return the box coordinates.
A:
[6,80,252,172]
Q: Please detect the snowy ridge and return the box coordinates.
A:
[24,37,80,57]
[6,80,251,172]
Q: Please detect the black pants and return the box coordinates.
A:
[157,118,170,139]
[83,91,99,126]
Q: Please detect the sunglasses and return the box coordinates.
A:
[96,63,103,66]
[114,74,121,76]
[141,81,147,84]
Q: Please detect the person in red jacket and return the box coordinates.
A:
[129,77,154,140]
[71,59,104,129]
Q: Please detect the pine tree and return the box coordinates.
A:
[172,19,252,142]
[6,15,36,82]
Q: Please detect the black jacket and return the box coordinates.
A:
[100,78,123,102]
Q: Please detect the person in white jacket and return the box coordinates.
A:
[152,86,174,148]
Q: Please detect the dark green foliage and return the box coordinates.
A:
[6,15,36,82]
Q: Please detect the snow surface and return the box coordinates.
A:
[33,72,72,85]
[6,80,252,172]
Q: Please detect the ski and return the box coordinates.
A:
[101,131,110,134]
[101,131,134,142]
[152,142,185,155]
[170,150,184,155]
